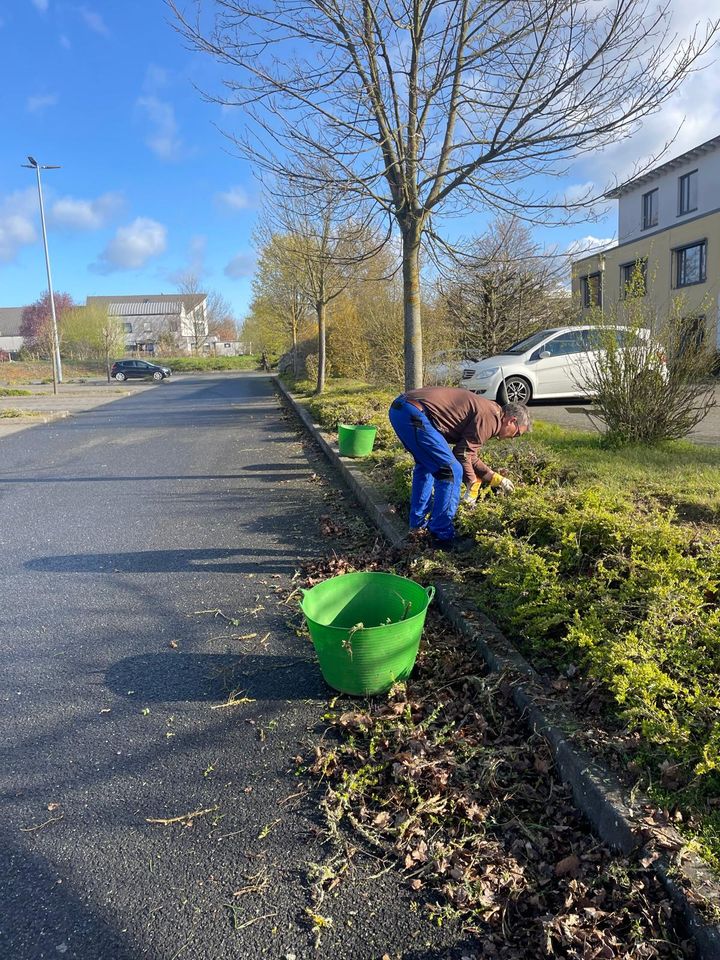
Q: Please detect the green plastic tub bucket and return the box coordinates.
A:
[337,423,377,458]
[300,571,435,695]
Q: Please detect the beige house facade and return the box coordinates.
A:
[572,135,720,353]
[85,294,209,354]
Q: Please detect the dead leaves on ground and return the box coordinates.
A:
[303,578,694,957]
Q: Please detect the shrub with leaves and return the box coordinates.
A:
[583,276,716,444]
[462,475,720,790]
[306,384,397,450]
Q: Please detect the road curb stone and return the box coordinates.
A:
[274,375,720,958]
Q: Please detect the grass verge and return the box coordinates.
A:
[0,387,32,396]
[291,376,720,872]
[0,409,45,418]
[296,483,701,954]
[0,355,260,384]
[160,355,260,372]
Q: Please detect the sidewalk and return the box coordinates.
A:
[0,381,156,436]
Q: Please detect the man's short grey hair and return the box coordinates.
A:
[502,402,532,431]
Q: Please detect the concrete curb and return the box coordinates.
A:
[274,376,720,958]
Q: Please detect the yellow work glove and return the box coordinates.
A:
[460,480,481,506]
[489,472,515,494]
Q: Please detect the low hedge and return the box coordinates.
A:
[394,431,720,867]
[303,382,398,450]
[161,355,260,372]
[300,378,720,868]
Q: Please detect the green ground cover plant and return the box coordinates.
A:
[297,378,398,450]
[0,387,32,396]
[0,409,44,418]
[294,376,720,869]
[161,354,260,372]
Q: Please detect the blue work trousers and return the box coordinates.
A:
[388,397,462,541]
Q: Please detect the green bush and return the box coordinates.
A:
[295,379,720,861]
[305,383,398,450]
[161,355,260,372]
[461,472,720,793]
[0,387,32,396]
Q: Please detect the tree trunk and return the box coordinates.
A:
[401,223,423,390]
[315,300,326,395]
[292,317,299,378]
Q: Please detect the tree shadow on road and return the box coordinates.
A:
[0,827,141,960]
[26,547,308,575]
[105,652,329,703]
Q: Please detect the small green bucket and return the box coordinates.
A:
[338,423,377,458]
[300,571,435,696]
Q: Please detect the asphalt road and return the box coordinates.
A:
[0,375,467,960]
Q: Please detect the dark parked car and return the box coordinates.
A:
[110,359,172,382]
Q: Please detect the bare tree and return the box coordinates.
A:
[170,0,718,388]
[439,217,574,358]
[264,177,378,393]
[175,273,237,353]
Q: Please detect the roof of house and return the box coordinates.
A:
[0,307,25,336]
[86,294,206,317]
[606,134,720,199]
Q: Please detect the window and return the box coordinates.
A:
[620,259,647,298]
[580,272,602,308]
[541,331,589,356]
[678,170,698,216]
[674,240,706,287]
[642,188,658,229]
[123,322,133,333]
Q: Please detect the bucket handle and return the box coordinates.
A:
[425,585,436,604]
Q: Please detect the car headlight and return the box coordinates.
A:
[475,366,500,378]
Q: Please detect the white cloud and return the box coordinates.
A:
[27,93,58,113]
[92,217,167,273]
[50,192,123,230]
[79,6,109,36]
[0,189,38,262]
[563,182,596,205]
[216,186,253,212]
[136,95,182,160]
[573,6,720,189]
[31,0,49,11]
[565,235,616,259]
[224,253,256,279]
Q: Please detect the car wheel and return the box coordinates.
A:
[152,371,163,381]
[501,376,532,404]
[114,372,126,381]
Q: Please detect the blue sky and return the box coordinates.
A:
[2,0,719,318]
[1,0,258,316]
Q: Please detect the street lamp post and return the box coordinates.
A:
[22,156,63,394]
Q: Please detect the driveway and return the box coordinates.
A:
[531,384,720,444]
[0,374,466,960]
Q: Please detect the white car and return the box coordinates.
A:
[459,325,655,403]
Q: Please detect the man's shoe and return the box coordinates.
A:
[428,533,475,554]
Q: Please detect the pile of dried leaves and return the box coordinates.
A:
[300,556,694,958]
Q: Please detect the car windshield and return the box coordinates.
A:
[503,330,557,355]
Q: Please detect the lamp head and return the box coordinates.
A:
[27,156,38,167]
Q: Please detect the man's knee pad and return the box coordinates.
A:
[433,465,455,482]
